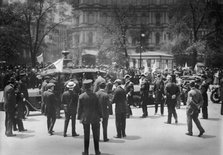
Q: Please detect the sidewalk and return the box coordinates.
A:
[0,101,222,155]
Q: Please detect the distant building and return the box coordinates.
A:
[68,0,175,68]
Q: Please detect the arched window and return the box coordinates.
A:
[155,33,160,45]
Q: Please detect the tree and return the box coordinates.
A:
[0,4,27,64]
[98,4,136,69]
[169,0,209,67]
[6,0,73,67]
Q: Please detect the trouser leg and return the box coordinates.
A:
[71,113,77,135]
[160,100,164,115]
[17,119,24,131]
[64,112,70,135]
[187,110,193,134]
[142,102,148,116]
[83,124,90,153]
[202,106,208,119]
[115,114,121,137]
[47,116,50,131]
[155,101,158,113]
[5,112,14,135]
[192,114,205,132]
[121,113,126,136]
[167,105,172,123]
[92,122,100,153]
[172,107,178,122]
[102,117,108,140]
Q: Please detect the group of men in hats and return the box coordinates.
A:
[4,74,28,137]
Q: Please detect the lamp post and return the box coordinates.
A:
[140,33,145,70]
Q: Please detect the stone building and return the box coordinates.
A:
[67,0,175,70]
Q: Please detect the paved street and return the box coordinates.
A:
[0,98,222,155]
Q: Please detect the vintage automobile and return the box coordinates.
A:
[0,68,107,117]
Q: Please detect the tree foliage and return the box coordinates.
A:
[98,4,136,69]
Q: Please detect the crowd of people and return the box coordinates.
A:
[2,64,223,155]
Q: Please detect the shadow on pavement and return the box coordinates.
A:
[202,118,220,121]
[106,138,125,143]
[89,153,114,155]
[14,133,35,139]
[201,134,216,139]
[123,135,141,140]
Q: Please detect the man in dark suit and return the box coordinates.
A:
[124,74,134,118]
[165,74,180,124]
[154,74,165,115]
[4,77,16,137]
[96,81,110,142]
[62,81,79,137]
[112,79,127,138]
[140,74,150,118]
[77,79,102,155]
[42,83,57,135]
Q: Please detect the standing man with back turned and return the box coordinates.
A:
[77,79,102,155]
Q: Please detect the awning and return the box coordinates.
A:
[82,49,99,56]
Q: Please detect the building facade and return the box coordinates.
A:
[67,0,175,69]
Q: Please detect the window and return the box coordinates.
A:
[88,32,93,44]
[155,33,160,45]
[155,13,161,26]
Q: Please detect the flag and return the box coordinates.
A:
[143,64,149,74]
[194,63,198,72]
[37,53,43,64]
[53,58,64,72]
[152,61,157,73]
[184,62,188,69]
[164,64,168,70]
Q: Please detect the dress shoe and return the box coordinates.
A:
[63,134,67,137]
[104,138,109,142]
[72,133,79,137]
[95,151,101,155]
[122,134,127,137]
[185,132,193,136]
[19,129,27,132]
[48,131,53,136]
[175,120,178,124]
[114,135,121,138]
[140,115,147,118]
[164,122,171,124]
[6,134,16,137]
[13,128,18,131]
[198,130,205,137]
[82,151,89,155]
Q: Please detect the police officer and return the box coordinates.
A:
[77,79,102,155]
[62,81,79,137]
[42,83,57,135]
[4,77,16,137]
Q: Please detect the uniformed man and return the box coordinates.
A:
[42,83,57,135]
[112,79,127,138]
[4,77,16,137]
[77,79,102,155]
[62,81,79,137]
